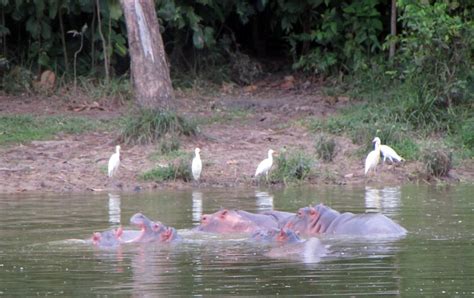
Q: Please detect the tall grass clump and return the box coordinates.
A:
[119,109,197,145]
[271,150,314,184]
[75,76,133,103]
[421,143,452,178]
[314,134,336,162]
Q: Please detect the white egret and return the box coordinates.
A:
[380,144,404,164]
[364,138,381,176]
[255,149,275,181]
[192,147,202,181]
[108,145,121,178]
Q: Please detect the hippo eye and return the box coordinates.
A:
[297,211,303,217]
[202,215,207,221]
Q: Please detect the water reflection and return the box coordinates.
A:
[1,185,473,296]
[364,186,401,213]
[192,191,203,225]
[108,193,121,226]
[255,191,274,211]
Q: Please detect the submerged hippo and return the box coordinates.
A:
[92,227,123,248]
[251,228,328,263]
[284,204,407,237]
[194,209,279,233]
[251,228,301,245]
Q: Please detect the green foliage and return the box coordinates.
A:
[0,115,106,145]
[421,143,452,178]
[314,133,336,162]
[459,117,474,151]
[119,109,197,145]
[285,0,383,74]
[1,66,34,94]
[395,1,473,107]
[271,149,314,184]
[141,155,192,182]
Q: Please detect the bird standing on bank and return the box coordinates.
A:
[255,149,275,181]
[380,144,404,164]
[192,147,202,182]
[365,138,381,176]
[108,145,121,178]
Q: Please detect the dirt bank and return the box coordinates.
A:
[0,84,472,193]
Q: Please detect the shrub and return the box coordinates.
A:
[421,144,452,178]
[271,150,314,184]
[314,134,336,162]
[119,109,197,145]
[141,155,192,182]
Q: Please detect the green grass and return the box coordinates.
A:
[271,150,315,185]
[119,109,198,145]
[141,155,192,182]
[339,67,473,161]
[308,102,420,160]
[0,115,110,145]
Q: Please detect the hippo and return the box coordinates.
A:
[284,203,407,237]
[92,227,123,248]
[261,210,295,227]
[251,228,328,263]
[91,213,180,248]
[194,209,279,233]
[251,228,301,245]
[129,212,181,243]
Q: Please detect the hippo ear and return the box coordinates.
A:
[115,226,123,237]
[220,209,228,218]
[309,207,317,216]
[92,232,101,242]
[161,228,172,241]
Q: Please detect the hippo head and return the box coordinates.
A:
[159,226,180,242]
[195,209,254,233]
[129,212,168,242]
[92,227,123,248]
[283,206,320,236]
[251,228,301,244]
[284,204,340,236]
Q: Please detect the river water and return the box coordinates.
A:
[0,185,473,296]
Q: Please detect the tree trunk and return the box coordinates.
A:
[389,0,397,61]
[58,7,69,74]
[120,0,174,110]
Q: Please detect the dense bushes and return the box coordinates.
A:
[1,1,471,83]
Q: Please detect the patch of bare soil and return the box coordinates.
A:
[0,81,472,193]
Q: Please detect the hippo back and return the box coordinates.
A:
[326,212,407,236]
